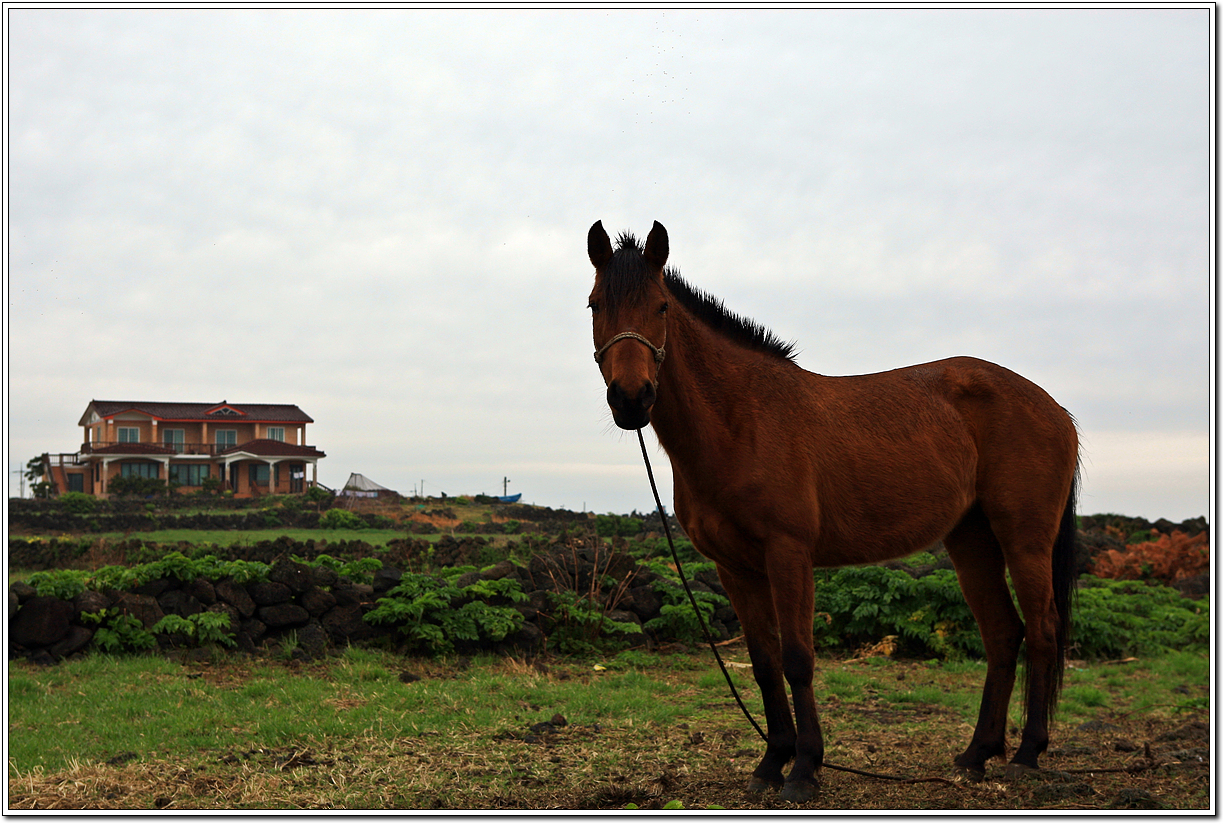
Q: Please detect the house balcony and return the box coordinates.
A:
[80,440,325,458]
[82,441,218,456]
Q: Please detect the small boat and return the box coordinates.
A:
[495,493,522,504]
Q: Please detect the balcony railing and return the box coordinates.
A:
[80,441,318,457]
[82,441,236,456]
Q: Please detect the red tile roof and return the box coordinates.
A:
[216,439,326,458]
[81,401,314,425]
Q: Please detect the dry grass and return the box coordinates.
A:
[8,698,1210,811]
[7,649,1211,811]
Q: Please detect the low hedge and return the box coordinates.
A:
[8,534,1209,666]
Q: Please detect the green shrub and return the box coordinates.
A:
[363,573,525,654]
[295,554,381,585]
[25,569,90,600]
[642,563,729,645]
[319,509,365,530]
[595,513,643,538]
[107,475,169,498]
[81,609,157,654]
[810,566,981,659]
[303,485,332,505]
[628,535,703,565]
[1072,577,1209,658]
[57,492,98,514]
[541,591,644,654]
[151,612,236,647]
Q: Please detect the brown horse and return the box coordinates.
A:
[587,221,1079,802]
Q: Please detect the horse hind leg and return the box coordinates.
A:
[944,505,1025,779]
[990,486,1076,778]
[1001,539,1065,776]
[716,566,799,794]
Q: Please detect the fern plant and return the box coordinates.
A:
[151,612,236,647]
[363,572,525,654]
[80,609,157,654]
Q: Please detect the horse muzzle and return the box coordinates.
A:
[606,378,656,430]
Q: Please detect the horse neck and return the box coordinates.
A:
[649,305,784,465]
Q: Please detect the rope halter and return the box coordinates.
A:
[593,331,666,367]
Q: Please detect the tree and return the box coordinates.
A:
[24,456,52,499]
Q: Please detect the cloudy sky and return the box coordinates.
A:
[5,7,1211,522]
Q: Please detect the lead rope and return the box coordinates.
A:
[635,428,918,783]
[636,429,767,743]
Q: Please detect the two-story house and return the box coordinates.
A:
[41,400,326,498]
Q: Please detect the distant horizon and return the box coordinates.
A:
[6,481,1209,527]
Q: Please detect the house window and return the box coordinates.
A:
[67,474,85,493]
[267,427,285,442]
[215,430,237,449]
[249,464,270,486]
[163,429,185,452]
[118,427,140,443]
[169,465,209,486]
[121,462,159,478]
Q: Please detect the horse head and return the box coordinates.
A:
[587,220,670,430]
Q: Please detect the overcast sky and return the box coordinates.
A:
[5,7,1212,522]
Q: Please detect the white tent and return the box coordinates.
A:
[339,473,397,497]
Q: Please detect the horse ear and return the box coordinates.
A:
[643,221,669,270]
[588,221,614,270]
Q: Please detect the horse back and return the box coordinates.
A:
[763,357,1070,566]
[809,356,1075,559]
[668,355,1074,572]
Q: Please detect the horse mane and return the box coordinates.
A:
[601,231,798,363]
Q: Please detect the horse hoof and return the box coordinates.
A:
[778,778,819,804]
[746,776,782,794]
[1003,762,1039,781]
[952,765,986,783]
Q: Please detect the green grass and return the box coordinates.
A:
[81,528,414,547]
[6,649,737,775]
[10,648,1208,780]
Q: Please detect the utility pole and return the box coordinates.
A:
[503,476,511,496]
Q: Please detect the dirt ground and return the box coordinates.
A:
[474,703,1211,811]
[8,696,1209,811]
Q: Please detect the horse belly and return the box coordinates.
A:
[813,438,978,566]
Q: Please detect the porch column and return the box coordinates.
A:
[100,458,112,495]
[267,459,283,494]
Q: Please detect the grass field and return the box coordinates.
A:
[7,647,1210,811]
[58,528,437,547]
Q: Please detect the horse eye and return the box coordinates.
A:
[659,302,669,314]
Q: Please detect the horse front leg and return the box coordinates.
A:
[766,549,823,803]
[716,565,796,793]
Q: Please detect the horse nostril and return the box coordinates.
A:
[640,382,656,409]
[607,380,656,414]
[607,381,627,410]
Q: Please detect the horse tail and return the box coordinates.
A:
[1048,460,1080,713]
